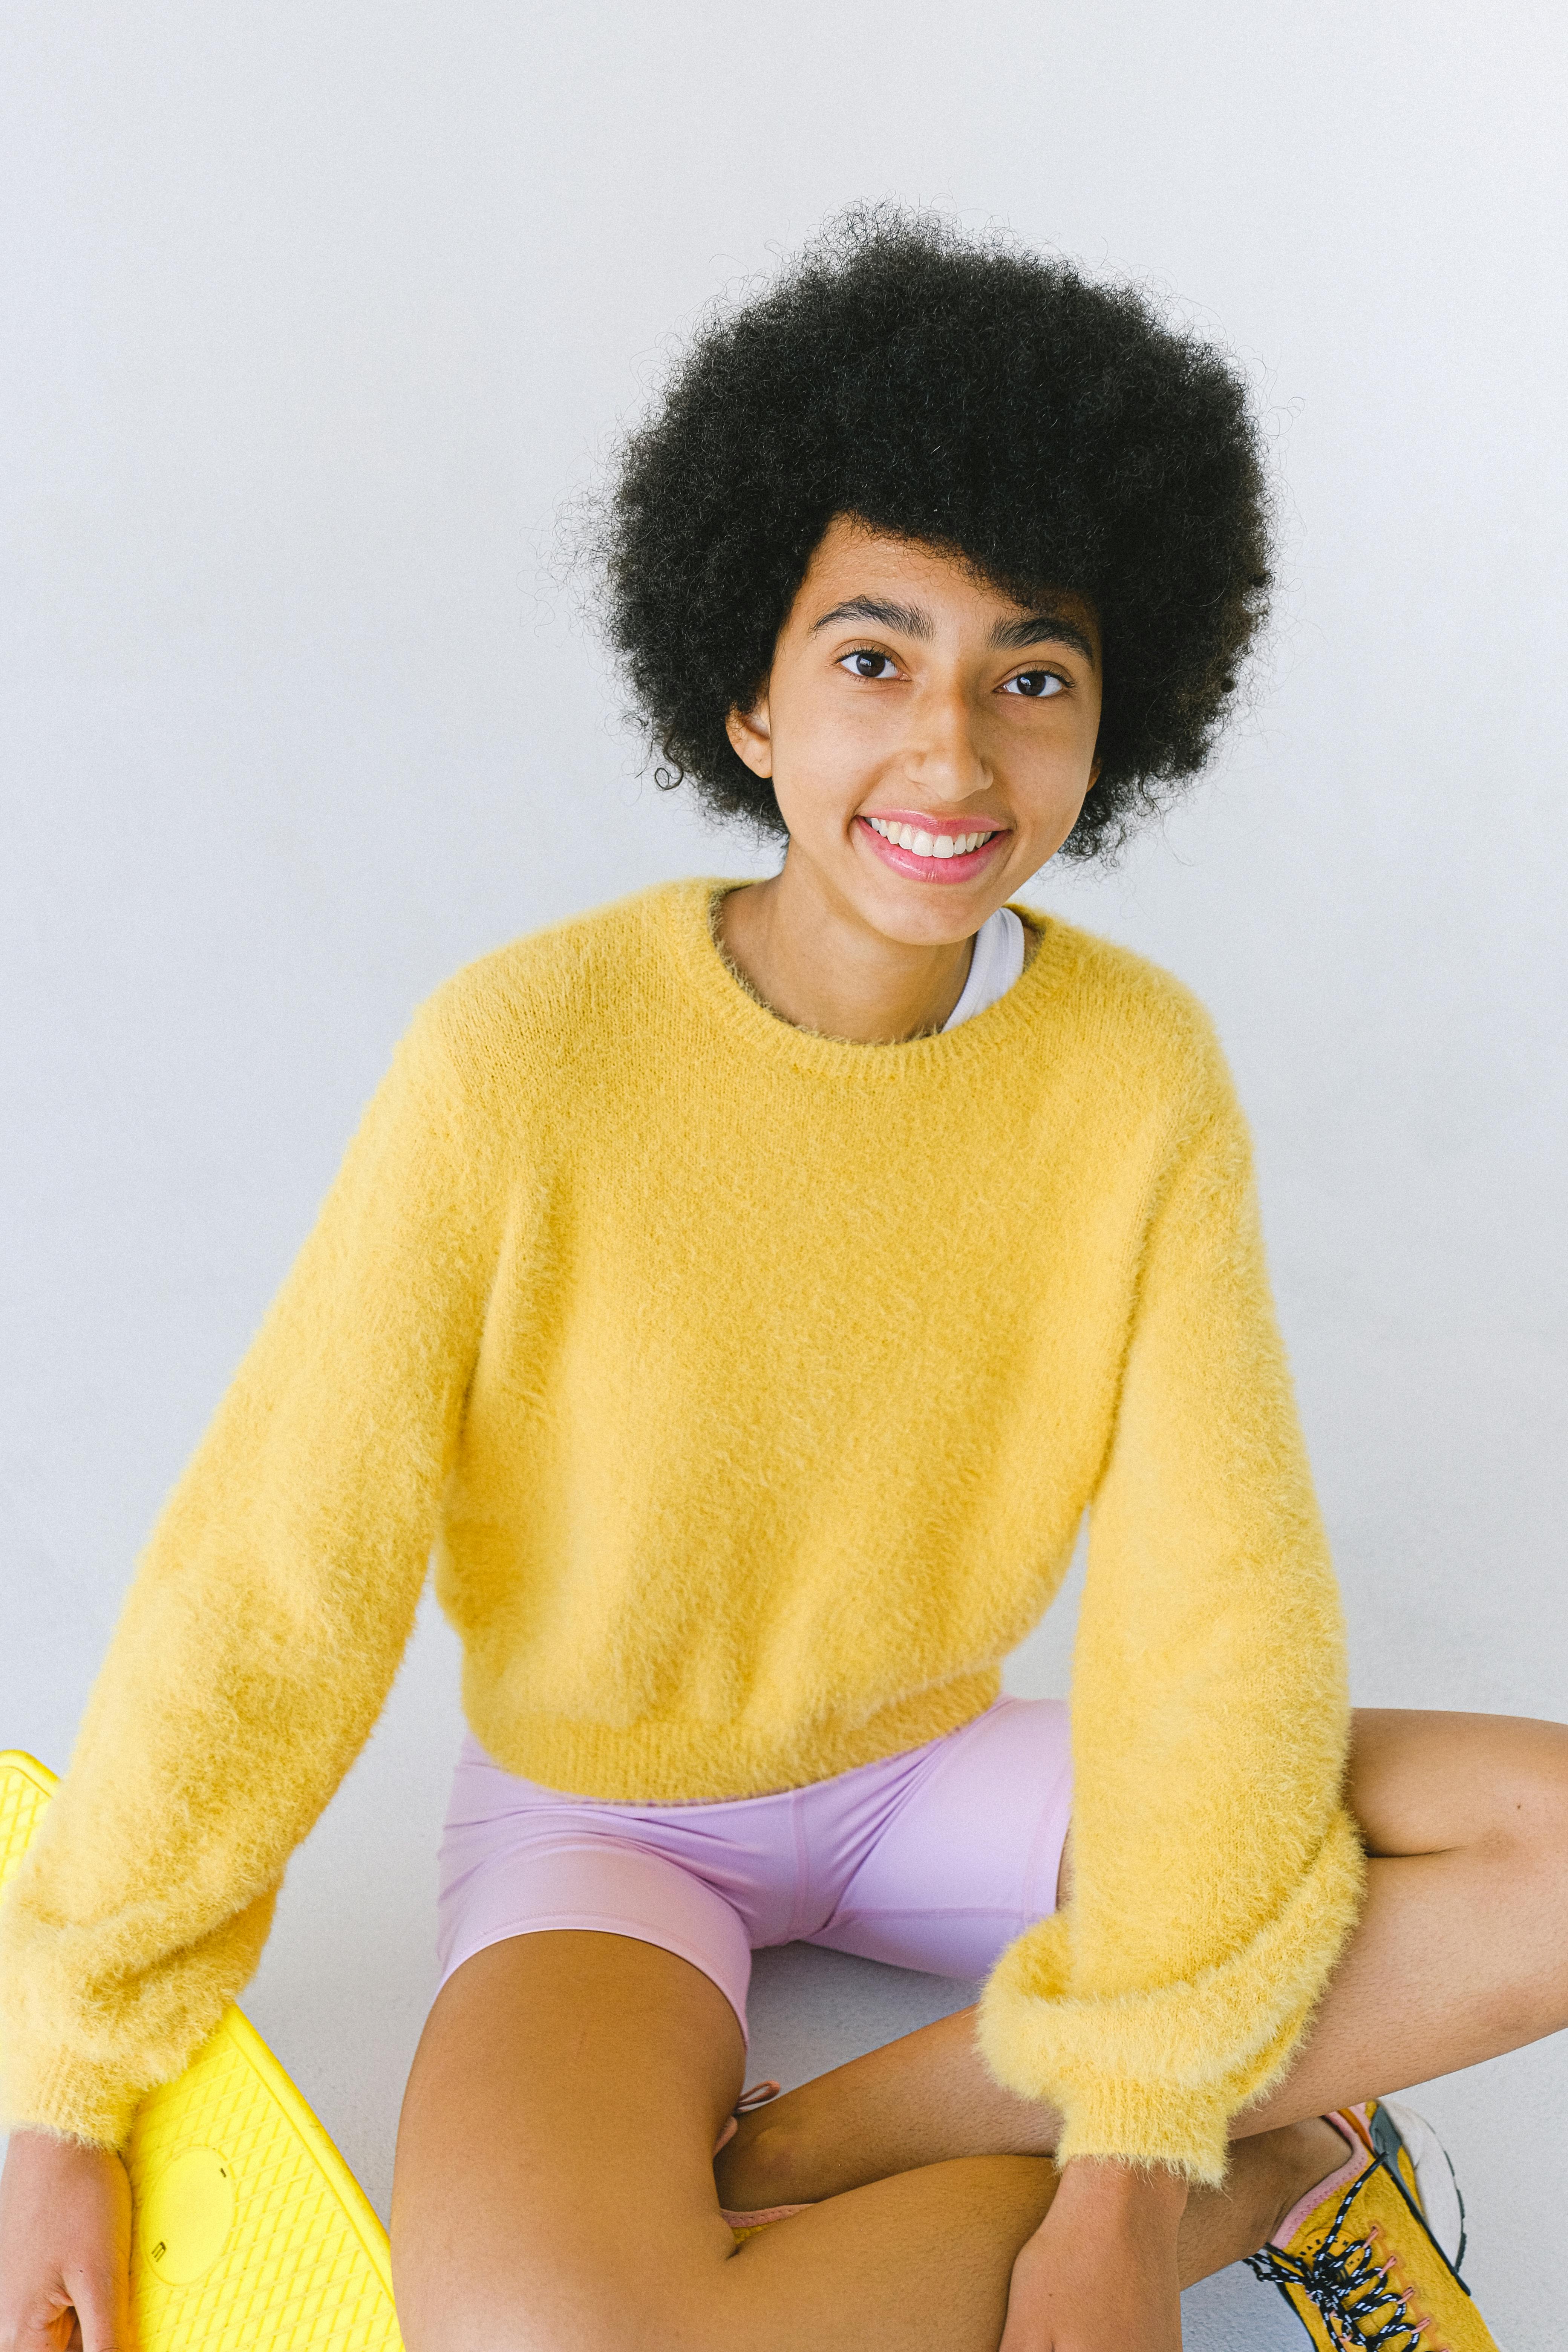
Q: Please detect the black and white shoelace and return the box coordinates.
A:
[1244,2165,1433,2349]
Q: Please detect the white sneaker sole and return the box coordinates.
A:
[1378,2096,1467,2271]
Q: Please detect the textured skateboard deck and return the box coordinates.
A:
[0,1751,404,2350]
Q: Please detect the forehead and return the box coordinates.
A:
[791,513,1098,650]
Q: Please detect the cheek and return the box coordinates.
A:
[772,696,888,828]
[997,728,1096,820]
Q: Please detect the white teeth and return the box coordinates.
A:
[866,817,998,858]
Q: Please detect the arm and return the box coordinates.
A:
[0,984,510,2149]
[1001,2162,1187,2352]
[978,1037,1364,2191]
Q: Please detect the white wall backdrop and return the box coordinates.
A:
[2,5,1564,2344]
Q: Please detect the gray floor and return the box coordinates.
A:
[8,1582,1544,2348]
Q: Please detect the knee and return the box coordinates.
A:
[714,2114,808,2209]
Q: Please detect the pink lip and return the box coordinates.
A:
[855,813,1011,885]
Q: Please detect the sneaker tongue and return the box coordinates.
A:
[1270,2113,1369,2250]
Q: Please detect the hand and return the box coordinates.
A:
[999,2157,1186,2352]
[0,2128,135,2352]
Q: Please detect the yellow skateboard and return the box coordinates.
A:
[0,1752,404,2350]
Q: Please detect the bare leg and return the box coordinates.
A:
[391,1931,1337,2352]
[718,1708,1568,2211]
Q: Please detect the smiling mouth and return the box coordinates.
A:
[856,812,1009,880]
[864,815,1000,858]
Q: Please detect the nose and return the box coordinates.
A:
[902,676,991,803]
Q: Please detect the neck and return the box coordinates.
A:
[716,847,978,1044]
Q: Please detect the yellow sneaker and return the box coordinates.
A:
[1245,2103,1499,2349]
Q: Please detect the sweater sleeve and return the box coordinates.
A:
[0,986,505,2148]
[977,1044,1365,2185]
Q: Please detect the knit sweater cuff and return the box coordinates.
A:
[0,2043,141,2151]
[975,1808,1366,2186]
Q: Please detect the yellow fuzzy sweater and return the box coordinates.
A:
[0,879,1363,2180]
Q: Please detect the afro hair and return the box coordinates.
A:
[598,208,1273,861]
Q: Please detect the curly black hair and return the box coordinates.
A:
[598,208,1272,861]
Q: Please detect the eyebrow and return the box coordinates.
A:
[810,595,933,639]
[988,612,1097,666]
[810,595,1096,667]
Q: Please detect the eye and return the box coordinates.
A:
[1001,669,1066,699]
[839,649,899,680]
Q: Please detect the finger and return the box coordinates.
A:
[57,2268,130,2352]
[0,2283,83,2352]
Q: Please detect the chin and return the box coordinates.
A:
[854,883,995,947]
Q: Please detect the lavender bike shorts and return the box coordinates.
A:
[434,1695,1072,2042]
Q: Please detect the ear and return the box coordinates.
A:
[725,695,773,779]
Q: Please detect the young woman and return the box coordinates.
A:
[2,213,1565,2352]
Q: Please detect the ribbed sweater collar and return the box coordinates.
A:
[658,876,1079,1084]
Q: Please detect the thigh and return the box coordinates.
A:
[435,1811,756,2034]
[393,1926,1059,2352]
[1348,1706,1568,1856]
[435,1738,761,2034]
[392,1929,745,2352]
[817,1697,1072,1977]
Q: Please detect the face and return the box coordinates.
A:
[725,514,1102,946]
